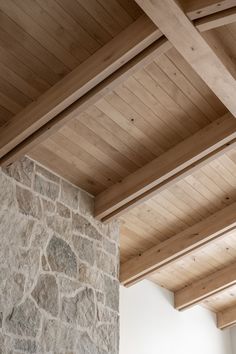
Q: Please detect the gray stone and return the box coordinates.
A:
[58,276,81,295]
[2,273,25,313]
[0,172,15,210]
[0,209,34,248]
[78,263,104,291]
[46,214,71,239]
[73,235,95,265]
[16,186,42,219]
[57,202,71,218]
[36,164,60,183]
[5,298,41,337]
[103,238,117,256]
[41,254,50,271]
[96,250,117,277]
[0,312,2,327]
[47,236,77,277]
[73,214,103,241]
[60,180,79,209]
[3,157,34,187]
[31,223,50,249]
[76,332,97,354]
[15,248,40,292]
[96,291,105,304]
[78,190,94,216]
[104,276,119,312]
[61,288,95,327]
[34,174,59,201]
[97,304,118,324]
[42,198,55,214]
[14,338,36,353]
[96,324,118,353]
[32,274,58,316]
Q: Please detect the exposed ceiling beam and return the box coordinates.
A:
[134,0,236,117]
[217,304,236,329]
[120,202,236,286]
[181,0,236,20]
[175,262,236,310]
[94,114,236,221]
[194,6,236,32]
[0,15,161,160]
[0,2,235,165]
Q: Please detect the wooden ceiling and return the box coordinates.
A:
[0,0,236,330]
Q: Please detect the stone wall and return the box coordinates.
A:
[0,157,119,354]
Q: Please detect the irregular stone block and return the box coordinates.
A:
[36,164,60,183]
[103,238,117,256]
[72,213,88,233]
[42,198,55,214]
[78,263,104,291]
[2,273,25,314]
[58,276,81,295]
[5,298,41,337]
[32,274,59,316]
[16,186,42,219]
[0,209,35,248]
[57,202,71,218]
[46,214,71,240]
[15,248,40,293]
[104,276,119,312]
[78,190,94,216]
[41,254,50,271]
[60,180,78,210]
[76,331,97,354]
[96,250,117,277]
[47,236,77,278]
[0,172,15,210]
[34,174,59,201]
[3,157,34,187]
[61,288,95,328]
[31,223,50,249]
[14,338,37,353]
[0,312,2,327]
[73,235,95,265]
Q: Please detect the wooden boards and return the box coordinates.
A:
[94,113,236,221]
[175,262,236,310]
[0,15,161,159]
[135,0,236,117]
[120,201,236,286]
[218,304,236,329]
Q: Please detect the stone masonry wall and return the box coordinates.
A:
[0,157,119,354]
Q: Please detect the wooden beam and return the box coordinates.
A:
[134,0,236,117]
[1,3,235,164]
[175,262,236,310]
[0,15,161,159]
[94,114,236,221]
[120,202,236,286]
[194,7,236,32]
[0,37,171,167]
[218,304,236,329]
[181,0,236,20]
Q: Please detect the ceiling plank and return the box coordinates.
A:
[120,202,236,286]
[94,114,236,221]
[134,0,236,117]
[0,3,235,164]
[217,304,236,329]
[175,262,236,310]
[0,14,161,159]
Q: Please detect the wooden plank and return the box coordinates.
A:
[195,7,236,32]
[134,0,236,117]
[181,0,236,20]
[94,114,236,221]
[0,37,171,167]
[120,202,236,286]
[1,5,235,163]
[0,14,161,159]
[175,262,236,310]
[217,304,236,329]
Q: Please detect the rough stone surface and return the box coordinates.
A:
[47,236,77,277]
[61,288,95,327]
[5,298,41,337]
[0,158,119,353]
[32,274,59,316]
[34,174,59,201]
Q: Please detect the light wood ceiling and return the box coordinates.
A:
[0,0,236,329]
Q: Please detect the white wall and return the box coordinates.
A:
[120,280,233,354]
[231,328,236,353]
